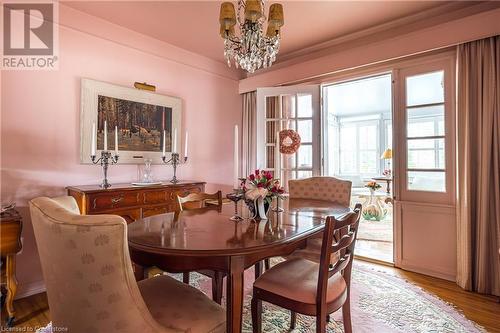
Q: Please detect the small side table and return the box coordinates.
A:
[372,176,393,194]
[0,209,23,327]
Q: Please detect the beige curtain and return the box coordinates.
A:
[242,91,257,177]
[457,36,500,296]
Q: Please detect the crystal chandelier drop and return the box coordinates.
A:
[219,0,284,73]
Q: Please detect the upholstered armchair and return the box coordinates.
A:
[29,196,226,333]
[287,177,352,264]
[288,176,352,206]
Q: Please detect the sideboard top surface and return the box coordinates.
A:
[67,180,206,193]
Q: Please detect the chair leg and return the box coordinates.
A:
[342,297,352,333]
[251,298,262,333]
[183,272,190,284]
[315,314,327,333]
[264,258,270,270]
[290,311,297,329]
[254,261,263,280]
[212,272,224,305]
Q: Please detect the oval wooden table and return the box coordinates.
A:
[128,199,351,333]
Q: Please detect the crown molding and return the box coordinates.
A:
[245,1,499,78]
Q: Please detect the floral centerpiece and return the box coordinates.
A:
[241,169,285,219]
[365,181,381,192]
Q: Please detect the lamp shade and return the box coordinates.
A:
[244,0,262,22]
[219,2,236,31]
[268,4,284,27]
[381,148,393,159]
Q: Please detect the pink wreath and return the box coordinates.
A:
[279,129,301,154]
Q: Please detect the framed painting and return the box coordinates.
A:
[80,78,182,164]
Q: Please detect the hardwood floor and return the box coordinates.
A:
[2,261,499,332]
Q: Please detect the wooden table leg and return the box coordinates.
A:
[227,256,244,333]
[5,254,17,327]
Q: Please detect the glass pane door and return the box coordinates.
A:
[256,86,320,189]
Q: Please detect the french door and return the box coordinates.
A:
[256,86,320,188]
[393,56,457,280]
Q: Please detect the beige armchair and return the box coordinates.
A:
[287,177,352,264]
[29,196,225,333]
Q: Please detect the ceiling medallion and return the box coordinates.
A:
[219,0,284,73]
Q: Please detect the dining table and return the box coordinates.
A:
[127,198,351,333]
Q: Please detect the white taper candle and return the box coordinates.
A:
[114,126,119,156]
[184,131,188,158]
[172,128,177,153]
[162,130,166,157]
[91,122,96,156]
[234,125,239,189]
[103,120,108,151]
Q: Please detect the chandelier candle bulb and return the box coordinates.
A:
[268,4,284,26]
[219,2,236,30]
[244,0,262,22]
[103,120,108,151]
[184,131,188,158]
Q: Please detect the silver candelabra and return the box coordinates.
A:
[91,151,119,189]
[162,153,187,183]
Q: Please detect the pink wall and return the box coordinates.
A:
[1,6,241,297]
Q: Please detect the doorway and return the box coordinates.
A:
[322,73,394,263]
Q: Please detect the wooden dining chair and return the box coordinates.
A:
[177,191,223,211]
[177,191,225,304]
[251,203,362,333]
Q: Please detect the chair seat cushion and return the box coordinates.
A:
[139,275,225,333]
[254,258,347,305]
[287,236,340,265]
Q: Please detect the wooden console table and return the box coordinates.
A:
[0,209,23,327]
[67,181,205,222]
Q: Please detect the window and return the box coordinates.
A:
[261,92,316,184]
[338,120,379,176]
[404,70,446,192]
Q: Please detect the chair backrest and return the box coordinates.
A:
[29,197,169,333]
[177,191,223,211]
[316,203,362,307]
[288,177,352,206]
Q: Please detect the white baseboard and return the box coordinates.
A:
[16,280,46,300]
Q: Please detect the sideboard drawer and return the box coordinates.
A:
[142,190,170,205]
[88,192,141,212]
[170,186,203,201]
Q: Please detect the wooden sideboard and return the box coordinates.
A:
[67,181,205,222]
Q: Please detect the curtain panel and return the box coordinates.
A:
[242,91,257,177]
[457,36,500,296]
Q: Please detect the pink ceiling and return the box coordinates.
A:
[64,1,453,64]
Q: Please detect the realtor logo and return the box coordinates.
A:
[1,1,59,70]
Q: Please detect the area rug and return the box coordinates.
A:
[37,261,485,333]
[170,262,485,333]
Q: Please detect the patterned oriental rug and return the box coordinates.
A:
[170,261,484,333]
[38,261,484,333]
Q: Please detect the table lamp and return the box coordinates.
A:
[381,148,393,176]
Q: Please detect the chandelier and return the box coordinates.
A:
[219,0,284,73]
